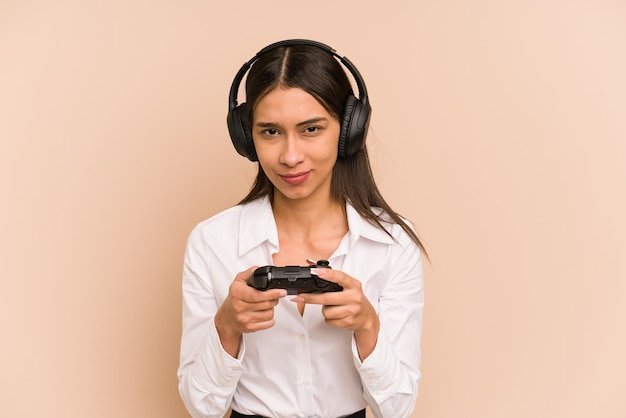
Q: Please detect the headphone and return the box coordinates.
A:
[226,39,371,161]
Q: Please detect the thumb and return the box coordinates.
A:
[235,265,259,283]
[314,267,353,288]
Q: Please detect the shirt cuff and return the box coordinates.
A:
[193,317,245,390]
[352,328,413,404]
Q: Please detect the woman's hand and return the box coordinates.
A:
[215,266,287,357]
[291,268,380,361]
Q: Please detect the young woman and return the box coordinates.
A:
[178,40,426,418]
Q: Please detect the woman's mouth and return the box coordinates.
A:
[280,171,311,185]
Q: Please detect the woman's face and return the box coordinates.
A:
[252,87,341,204]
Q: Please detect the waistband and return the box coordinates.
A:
[231,408,366,418]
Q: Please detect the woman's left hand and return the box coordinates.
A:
[291,268,380,360]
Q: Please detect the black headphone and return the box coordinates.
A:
[226,39,371,162]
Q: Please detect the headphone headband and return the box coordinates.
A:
[228,39,369,112]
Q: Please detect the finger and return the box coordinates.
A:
[234,265,259,283]
[313,268,358,289]
[235,282,287,303]
[242,307,277,323]
[248,287,288,303]
[251,297,283,312]
[290,293,323,305]
[321,304,347,320]
[233,297,281,313]
[242,318,276,333]
[291,291,344,306]
[236,309,277,332]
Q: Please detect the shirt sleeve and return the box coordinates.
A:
[352,236,424,418]
[177,225,245,418]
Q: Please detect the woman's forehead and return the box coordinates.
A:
[252,87,336,123]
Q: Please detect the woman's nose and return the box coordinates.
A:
[279,134,304,167]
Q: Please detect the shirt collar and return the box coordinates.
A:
[238,196,279,257]
[238,196,395,257]
[345,202,396,245]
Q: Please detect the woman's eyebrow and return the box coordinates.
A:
[296,117,328,127]
[254,117,328,129]
[254,121,281,128]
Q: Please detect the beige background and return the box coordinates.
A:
[1,1,625,417]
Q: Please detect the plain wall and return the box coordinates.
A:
[1,1,625,417]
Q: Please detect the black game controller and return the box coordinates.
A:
[247,260,343,294]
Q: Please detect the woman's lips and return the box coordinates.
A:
[280,171,311,185]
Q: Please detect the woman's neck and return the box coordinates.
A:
[271,192,347,242]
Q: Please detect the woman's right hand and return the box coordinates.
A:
[214,266,287,357]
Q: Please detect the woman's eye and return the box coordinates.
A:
[263,128,279,136]
[304,126,320,134]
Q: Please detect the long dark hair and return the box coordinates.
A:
[237,43,427,257]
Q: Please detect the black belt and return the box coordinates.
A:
[231,408,366,418]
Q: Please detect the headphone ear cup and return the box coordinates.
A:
[227,103,258,161]
[338,96,357,158]
[338,96,371,157]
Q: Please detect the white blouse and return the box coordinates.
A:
[178,196,424,418]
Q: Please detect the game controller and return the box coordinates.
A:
[247,260,343,294]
